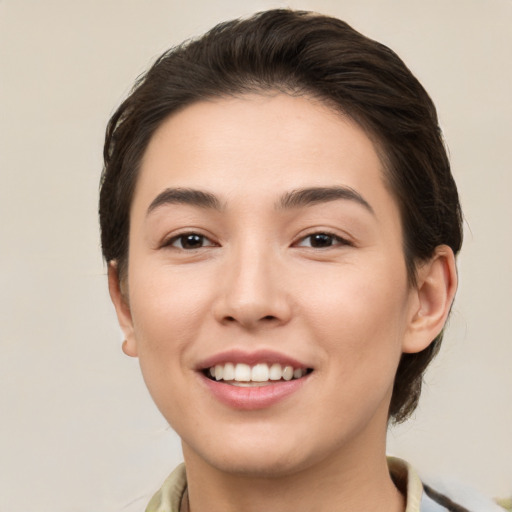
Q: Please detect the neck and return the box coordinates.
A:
[182,423,405,512]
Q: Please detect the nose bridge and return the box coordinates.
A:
[216,235,290,327]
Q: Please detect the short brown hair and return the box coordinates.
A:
[99,9,463,423]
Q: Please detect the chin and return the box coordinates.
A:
[204,450,311,479]
[181,426,339,480]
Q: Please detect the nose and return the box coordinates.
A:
[213,244,292,330]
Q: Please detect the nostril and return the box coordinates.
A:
[224,315,277,322]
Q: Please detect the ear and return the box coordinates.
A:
[402,245,458,354]
[108,262,138,357]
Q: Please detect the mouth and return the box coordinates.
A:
[203,362,313,387]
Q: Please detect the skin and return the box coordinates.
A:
[109,93,457,512]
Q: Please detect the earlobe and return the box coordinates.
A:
[402,245,458,354]
[108,262,138,357]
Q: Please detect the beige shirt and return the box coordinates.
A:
[145,457,426,512]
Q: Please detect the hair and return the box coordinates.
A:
[99,9,463,423]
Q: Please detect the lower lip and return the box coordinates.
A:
[200,374,309,410]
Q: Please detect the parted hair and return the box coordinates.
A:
[100,9,463,423]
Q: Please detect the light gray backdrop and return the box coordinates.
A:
[1,0,511,510]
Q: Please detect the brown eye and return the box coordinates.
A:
[297,232,349,248]
[168,233,215,250]
[309,233,335,247]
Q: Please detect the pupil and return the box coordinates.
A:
[311,233,332,247]
[182,234,203,249]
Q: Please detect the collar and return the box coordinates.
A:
[146,457,425,512]
[388,456,426,512]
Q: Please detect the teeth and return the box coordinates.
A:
[269,363,282,380]
[234,363,251,382]
[223,362,235,381]
[207,362,308,383]
[251,363,269,382]
[282,366,293,381]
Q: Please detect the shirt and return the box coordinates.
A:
[145,457,504,512]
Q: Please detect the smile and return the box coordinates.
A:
[206,362,311,386]
[197,350,313,409]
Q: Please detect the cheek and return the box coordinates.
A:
[300,262,409,367]
[128,263,214,359]
[127,268,210,421]
[302,272,409,429]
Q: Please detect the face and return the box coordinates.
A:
[115,93,427,477]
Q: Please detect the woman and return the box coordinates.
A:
[99,9,499,512]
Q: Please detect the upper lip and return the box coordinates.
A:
[196,349,310,370]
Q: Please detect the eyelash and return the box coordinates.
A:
[162,230,352,251]
[163,232,217,250]
[294,231,352,249]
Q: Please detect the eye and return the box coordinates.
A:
[165,232,216,250]
[296,232,350,248]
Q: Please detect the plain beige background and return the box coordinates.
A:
[1,0,511,510]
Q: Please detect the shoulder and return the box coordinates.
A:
[388,456,506,512]
[422,478,508,512]
[145,463,187,512]
[388,457,506,512]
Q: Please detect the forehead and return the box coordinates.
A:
[133,93,396,219]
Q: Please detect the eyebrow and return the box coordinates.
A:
[277,186,374,214]
[147,187,223,215]
[146,185,374,216]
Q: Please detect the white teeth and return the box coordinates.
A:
[231,381,270,387]
[282,366,293,381]
[251,363,269,382]
[223,362,235,381]
[269,363,282,380]
[234,363,251,382]
[207,362,308,383]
